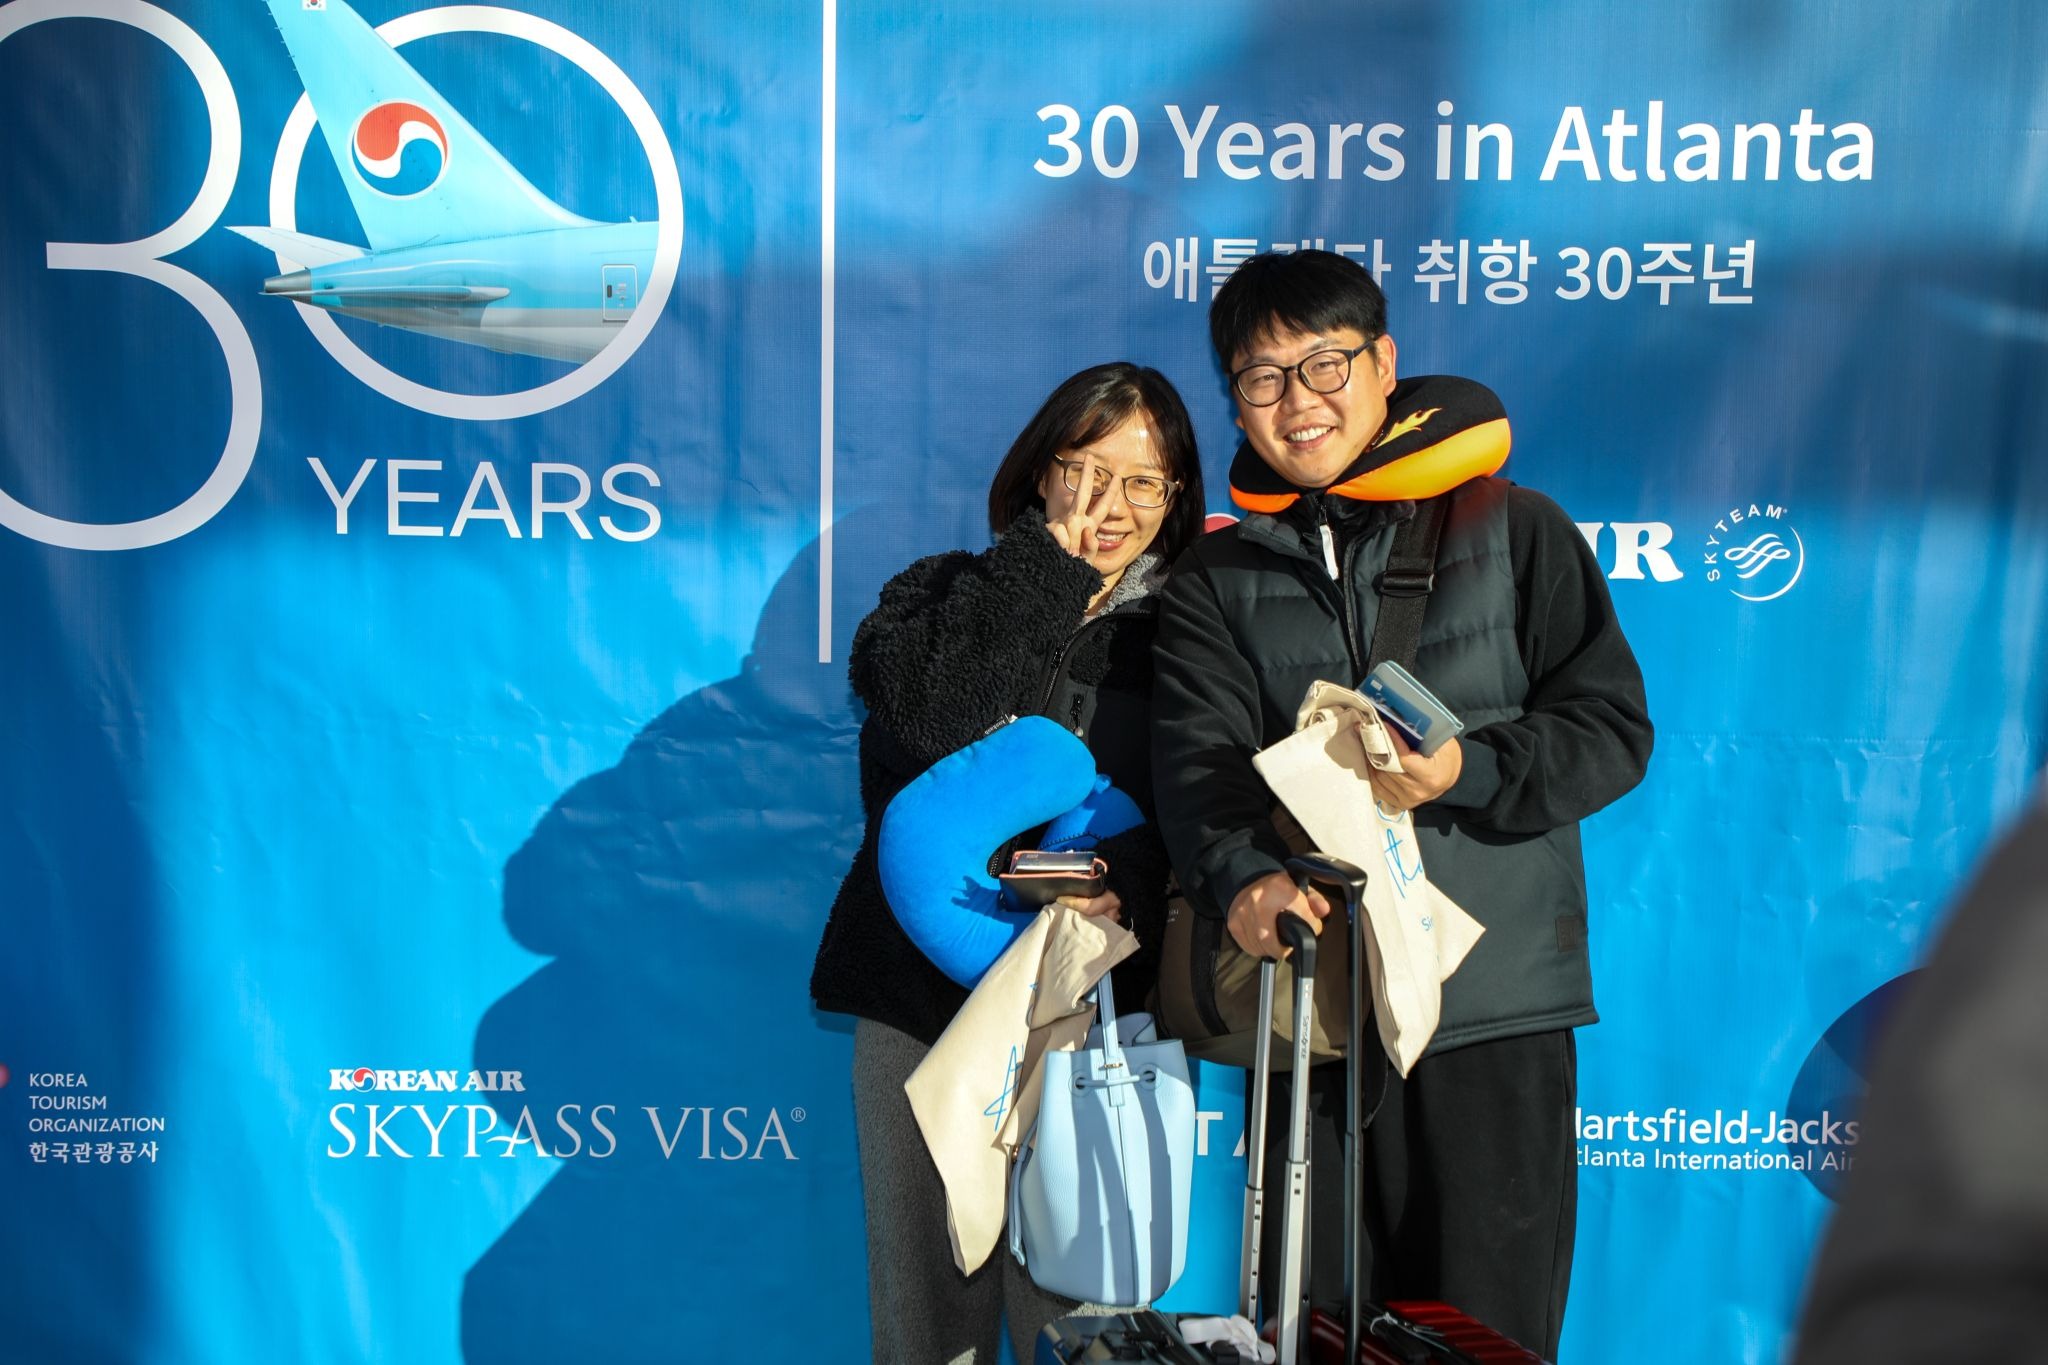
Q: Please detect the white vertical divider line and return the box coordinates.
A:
[817,0,838,663]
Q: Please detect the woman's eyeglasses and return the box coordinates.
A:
[1051,457,1179,509]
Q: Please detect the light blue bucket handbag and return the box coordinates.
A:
[1007,969,1196,1307]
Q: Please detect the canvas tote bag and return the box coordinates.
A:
[906,904,1134,1275]
[1155,681,1483,1076]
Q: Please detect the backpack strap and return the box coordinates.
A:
[1365,495,1449,672]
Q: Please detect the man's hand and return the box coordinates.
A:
[1366,727,1462,812]
[1227,872,1330,959]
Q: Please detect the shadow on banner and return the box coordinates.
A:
[458,508,924,1362]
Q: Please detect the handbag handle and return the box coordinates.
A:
[1093,969,1130,1108]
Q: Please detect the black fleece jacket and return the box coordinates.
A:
[810,508,1176,1046]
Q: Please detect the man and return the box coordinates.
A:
[1151,249,1652,1357]
[1793,798,2048,1363]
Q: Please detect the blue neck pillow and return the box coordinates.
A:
[879,716,1142,988]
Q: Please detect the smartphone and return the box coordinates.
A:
[1361,660,1465,757]
[1007,850,1100,874]
[999,849,1108,907]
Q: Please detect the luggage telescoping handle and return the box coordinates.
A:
[1240,964,1272,1327]
[1240,906,1319,1331]
[1285,854,1372,1365]
[1265,902,1321,1365]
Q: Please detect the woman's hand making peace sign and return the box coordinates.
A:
[1045,450,1109,560]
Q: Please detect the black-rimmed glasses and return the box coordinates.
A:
[1051,457,1179,509]
[1230,343,1373,407]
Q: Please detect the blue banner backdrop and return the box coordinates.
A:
[3,2,2044,1361]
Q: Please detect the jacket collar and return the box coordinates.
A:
[1234,491,1411,565]
[1093,551,1165,619]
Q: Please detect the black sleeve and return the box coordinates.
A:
[1098,821,1175,1006]
[1149,552,1294,921]
[1434,487,1654,834]
[847,508,1102,776]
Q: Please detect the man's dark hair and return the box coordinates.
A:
[987,361,1205,564]
[1208,249,1389,370]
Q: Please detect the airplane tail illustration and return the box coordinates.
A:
[259,0,594,250]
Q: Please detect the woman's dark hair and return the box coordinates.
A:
[986,362,1205,564]
[1208,248,1388,369]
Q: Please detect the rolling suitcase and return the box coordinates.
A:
[1284,856,1550,1365]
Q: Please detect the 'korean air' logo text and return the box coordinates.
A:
[329,1066,526,1093]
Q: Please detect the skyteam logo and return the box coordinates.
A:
[1703,501,1805,601]
[349,100,448,197]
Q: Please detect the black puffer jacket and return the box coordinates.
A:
[810,508,1176,1046]
[1153,464,1653,1052]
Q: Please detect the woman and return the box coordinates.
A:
[809,362,1205,1363]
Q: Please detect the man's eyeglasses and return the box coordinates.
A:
[1051,457,1179,509]
[1230,343,1374,408]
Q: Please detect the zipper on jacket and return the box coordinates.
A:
[1036,614,1100,722]
[1339,531,1369,683]
[1032,586,1151,729]
[977,620,1095,879]
[982,610,1108,876]
[1317,501,1367,685]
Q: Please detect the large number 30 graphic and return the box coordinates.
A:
[0,0,259,551]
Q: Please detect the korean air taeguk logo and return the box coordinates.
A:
[349,100,448,197]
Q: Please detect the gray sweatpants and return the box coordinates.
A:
[853,1018,1078,1364]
